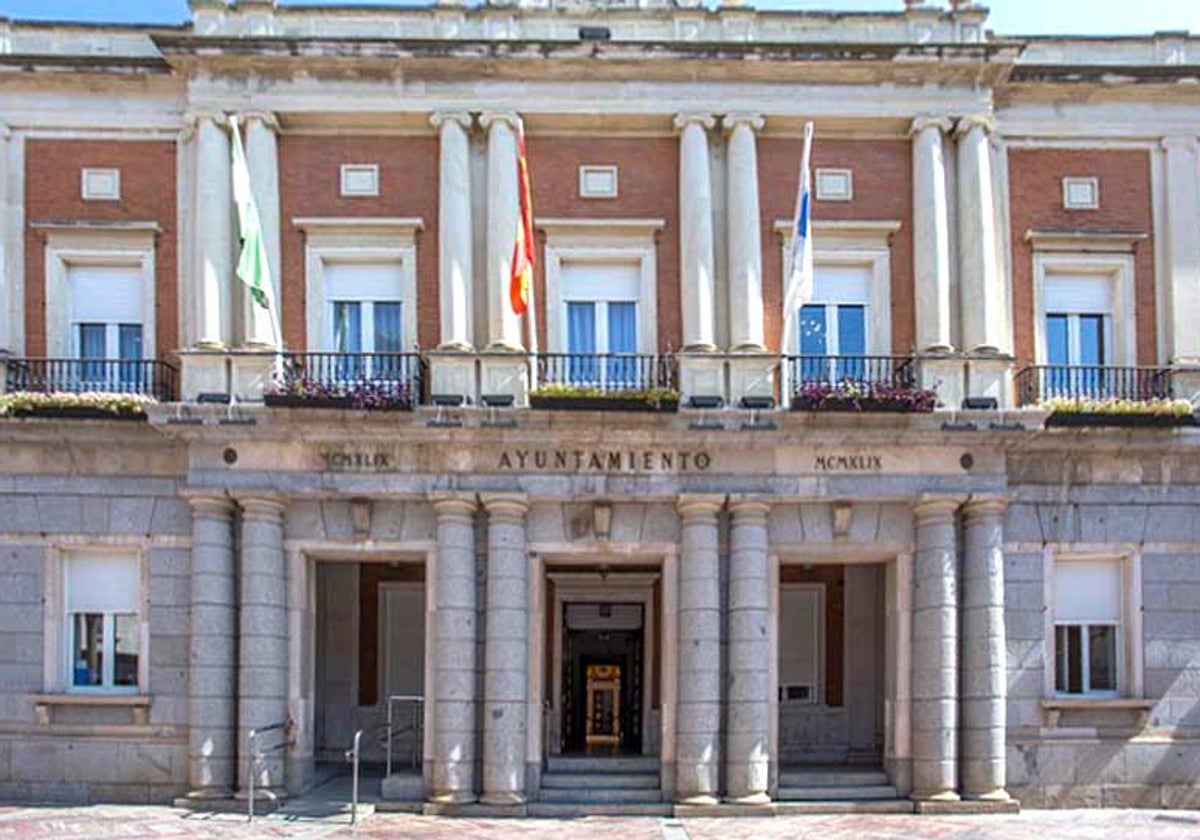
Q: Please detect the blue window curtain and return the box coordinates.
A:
[607,302,637,385]
[373,302,403,380]
[566,302,596,384]
[117,325,143,390]
[1045,313,1069,397]
[798,305,826,382]
[1078,314,1106,397]
[332,302,363,379]
[835,305,866,382]
[78,323,106,387]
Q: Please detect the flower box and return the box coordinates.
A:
[9,405,147,421]
[792,396,925,414]
[790,382,937,414]
[529,394,679,413]
[0,391,155,420]
[1045,412,1195,428]
[263,393,413,411]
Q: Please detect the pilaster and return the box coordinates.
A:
[432,111,476,352]
[239,111,282,349]
[189,110,233,350]
[723,113,766,352]
[1161,136,1200,365]
[955,115,1007,356]
[481,111,523,352]
[911,116,955,353]
[675,113,718,352]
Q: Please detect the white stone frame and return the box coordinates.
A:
[537,218,663,355]
[773,219,898,356]
[36,224,157,359]
[815,168,854,202]
[81,167,120,202]
[578,165,619,199]
[1029,238,1139,368]
[42,543,150,696]
[340,164,380,198]
[1062,176,1100,211]
[293,217,423,353]
[1041,546,1144,701]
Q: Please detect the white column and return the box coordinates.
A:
[674,494,723,805]
[432,111,475,350]
[725,498,772,805]
[724,114,766,351]
[241,111,282,348]
[481,493,529,805]
[911,117,954,352]
[675,113,718,351]
[0,121,10,354]
[186,492,237,799]
[481,112,523,351]
[429,492,479,803]
[191,111,233,348]
[960,495,1009,801]
[910,495,962,802]
[956,116,1006,354]
[237,495,289,798]
[1162,136,1200,364]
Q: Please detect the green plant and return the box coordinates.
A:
[1042,397,1195,417]
[0,390,156,416]
[529,383,680,408]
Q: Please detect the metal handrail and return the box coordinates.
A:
[534,352,678,393]
[385,694,425,778]
[247,719,292,823]
[346,729,364,826]
[1015,364,1173,406]
[4,356,180,401]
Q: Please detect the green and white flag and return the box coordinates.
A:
[229,115,281,347]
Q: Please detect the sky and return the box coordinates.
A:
[1,0,1199,37]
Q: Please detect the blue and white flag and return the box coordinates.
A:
[783,122,815,352]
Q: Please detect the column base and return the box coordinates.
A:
[183,786,234,801]
[725,792,772,806]
[1170,366,1200,404]
[427,349,478,405]
[428,790,479,805]
[678,353,726,404]
[178,348,230,401]
[727,352,776,406]
[480,791,527,805]
[911,789,960,802]
[964,352,1015,409]
[965,788,1011,802]
[676,793,720,806]
[229,350,281,401]
[917,352,964,409]
[479,352,530,407]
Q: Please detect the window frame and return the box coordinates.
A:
[1030,248,1137,369]
[1043,548,1143,701]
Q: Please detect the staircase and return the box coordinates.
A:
[531,755,671,817]
[775,765,912,814]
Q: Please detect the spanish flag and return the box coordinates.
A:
[510,122,535,316]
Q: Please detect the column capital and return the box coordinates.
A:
[431,110,474,131]
[183,489,235,518]
[955,113,996,137]
[239,110,280,132]
[677,493,725,521]
[430,490,478,519]
[963,493,1009,522]
[480,492,528,521]
[912,493,965,524]
[673,112,716,132]
[722,112,765,133]
[479,110,521,132]
[0,121,10,141]
[184,109,228,132]
[727,496,771,521]
[1161,134,1200,153]
[910,115,953,136]
[238,494,286,521]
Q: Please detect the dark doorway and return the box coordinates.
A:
[561,603,643,754]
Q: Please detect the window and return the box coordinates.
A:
[796,264,870,382]
[65,554,141,693]
[779,584,824,704]
[1062,177,1099,210]
[1052,558,1122,696]
[1043,273,1114,397]
[560,261,640,385]
[324,261,407,380]
[69,265,145,389]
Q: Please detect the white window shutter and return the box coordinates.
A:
[66,554,139,613]
[1054,559,1121,623]
[69,266,143,323]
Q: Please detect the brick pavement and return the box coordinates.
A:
[0,806,1198,840]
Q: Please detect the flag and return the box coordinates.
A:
[510,121,535,317]
[230,115,280,347]
[783,122,815,352]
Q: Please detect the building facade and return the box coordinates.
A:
[0,0,1199,815]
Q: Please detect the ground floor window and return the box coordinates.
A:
[65,553,141,692]
[1051,557,1124,697]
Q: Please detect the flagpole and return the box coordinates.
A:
[783,121,815,403]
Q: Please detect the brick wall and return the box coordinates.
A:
[23,140,178,358]
[759,137,914,354]
[278,135,440,349]
[1007,148,1157,366]
[526,135,681,352]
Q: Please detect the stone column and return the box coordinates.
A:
[429,492,479,803]
[1162,136,1200,365]
[481,493,529,805]
[910,495,962,802]
[675,113,718,351]
[186,492,237,799]
[237,495,289,797]
[433,111,475,350]
[482,112,523,351]
[191,111,233,349]
[725,114,766,351]
[241,111,282,348]
[960,495,1009,801]
[956,116,1006,354]
[675,494,724,804]
[911,116,954,352]
[725,498,772,805]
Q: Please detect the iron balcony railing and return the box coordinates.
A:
[276,351,427,405]
[4,357,179,401]
[535,352,678,393]
[1016,365,1173,406]
[785,354,918,392]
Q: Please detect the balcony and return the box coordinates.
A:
[265,352,426,410]
[0,357,179,419]
[785,355,935,413]
[1017,365,1193,428]
[529,353,679,411]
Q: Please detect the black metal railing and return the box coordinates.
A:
[4,358,179,401]
[1016,365,1173,406]
[535,352,678,393]
[785,354,917,392]
[275,351,427,404]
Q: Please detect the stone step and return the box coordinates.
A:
[545,755,660,775]
[527,802,675,818]
[777,785,899,801]
[771,799,915,816]
[779,768,890,788]
[541,772,660,790]
[539,786,663,804]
